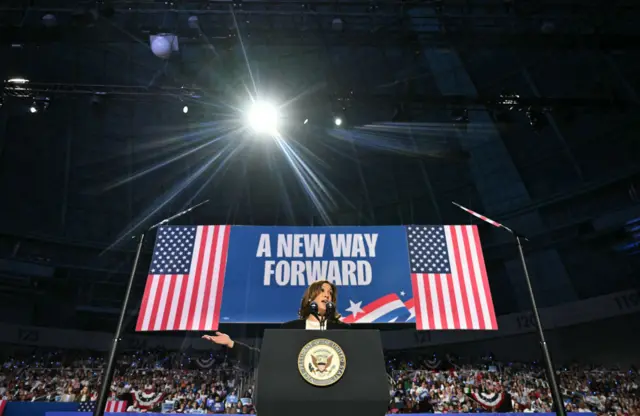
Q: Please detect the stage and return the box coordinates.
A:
[46,413,595,416]
[0,402,595,416]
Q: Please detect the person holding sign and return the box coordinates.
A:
[202,280,348,363]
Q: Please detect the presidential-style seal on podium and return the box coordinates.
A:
[297,338,347,387]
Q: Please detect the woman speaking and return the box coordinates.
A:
[202,280,347,354]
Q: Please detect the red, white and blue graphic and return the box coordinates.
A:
[136,225,497,331]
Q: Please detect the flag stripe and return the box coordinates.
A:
[197,226,217,328]
[135,274,155,331]
[411,225,498,331]
[452,225,475,329]
[420,274,435,329]
[139,275,160,331]
[105,401,127,412]
[154,275,171,330]
[410,277,424,329]
[430,273,443,330]
[146,275,161,331]
[179,226,203,330]
[199,225,219,329]
[137,225,230,332]
[160,275,178,330]
[471,226,498,329]
[147,275,162,331]
[454,225,480,329]
[171,274,188,330]
[199,226,218,330]
[447,227,470,329]
[425,275,436,329]
[461,225,484,329]
[166,275,182,329]
[210,225,230,330]
[439,272,455,329]
[187,225,211,330]
[155,275,170,330]
[444,268,461,329]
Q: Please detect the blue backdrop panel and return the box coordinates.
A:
[3,402,78,416]
[220,226,413,323]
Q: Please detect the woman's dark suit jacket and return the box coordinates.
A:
[226,318,349,368]
[280,318,349,329]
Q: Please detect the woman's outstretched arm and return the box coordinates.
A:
[202,332,259,369]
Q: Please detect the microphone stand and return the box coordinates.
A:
[93,200,209,416]
[320,315,327,331]
[514,233,566,416]
[310,312,322,330]
[452,201,565,416]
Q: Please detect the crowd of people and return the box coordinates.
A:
[0,348,638,414]
[0,349,253,413]
[386,356,638,415]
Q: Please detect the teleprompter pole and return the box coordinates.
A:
[515,235,566,416]
[93,233,145,416]
[451,201,566,416]
[93,200,209,416]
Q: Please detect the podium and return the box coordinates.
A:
[255,329,389,416]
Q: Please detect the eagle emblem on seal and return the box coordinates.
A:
[298,338,346,387]
[309,352,333,373]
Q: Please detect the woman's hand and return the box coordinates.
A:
[202,332,234,348]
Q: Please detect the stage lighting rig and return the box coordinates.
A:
[4,77,32,99]
[526,106,547,132]
[29,97,50,113]
[247,101,280,135]
[498,90,520,110]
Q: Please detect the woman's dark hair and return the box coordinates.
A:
[297,280,341,321]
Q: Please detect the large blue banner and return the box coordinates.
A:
[136,224,497,331]
[221,226,413,324]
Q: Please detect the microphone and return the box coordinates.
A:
[325,302,336,318]
[309,301,321,322]
[321,302,336,330]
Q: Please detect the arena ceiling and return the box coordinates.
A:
[0,0,638,332]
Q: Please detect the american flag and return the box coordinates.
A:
[407,225,498,330]
[0,400,7,416]
[136,225,230,332]
[77,400,127,412]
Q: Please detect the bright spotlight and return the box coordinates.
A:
[334,117,342,126]
[29,106,38,114]
[183,105,189,114]
[247,101,279,134]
